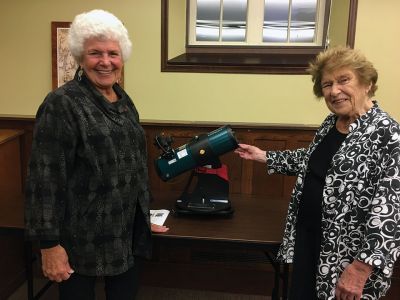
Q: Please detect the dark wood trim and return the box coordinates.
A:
[0,114,35,121]
[141,119,319,131]
[166,52,317,75]
[346,0,358,48]
[160,0,169,73]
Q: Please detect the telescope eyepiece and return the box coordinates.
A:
[154,133,175,159]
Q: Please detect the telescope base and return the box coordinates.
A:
[173,166,234,216]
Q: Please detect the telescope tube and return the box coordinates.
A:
[155,125,238,181]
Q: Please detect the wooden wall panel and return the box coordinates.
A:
[144,124,315,199]
[0,118,316,200]
[252,139,287,197]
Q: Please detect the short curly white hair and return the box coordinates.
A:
[68,9,132,63]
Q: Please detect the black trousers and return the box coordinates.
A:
[289,225,321,300]
[59,259,142,300]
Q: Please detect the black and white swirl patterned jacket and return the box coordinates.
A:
[267,102,400,299]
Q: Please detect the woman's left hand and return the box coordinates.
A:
[151,223,169,233]
[335,260,373,300]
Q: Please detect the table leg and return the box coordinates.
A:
[264,250,291,300]
[24,240,54,300]
[282,263,289,300]
[264,250,280,300]
[273,262,280,300]
[24,241,34,300]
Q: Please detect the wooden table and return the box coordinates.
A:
[150,193,290,299]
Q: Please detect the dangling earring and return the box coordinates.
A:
[78,68,83,81]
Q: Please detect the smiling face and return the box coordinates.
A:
[321,67,373,123]
[80,37,123,96]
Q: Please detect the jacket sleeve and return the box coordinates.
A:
[24,93,77,241]
[266,115,335,177]
[356,125,400,278]
[266,148,308,176]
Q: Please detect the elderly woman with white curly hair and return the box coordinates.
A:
[24,9,167,299]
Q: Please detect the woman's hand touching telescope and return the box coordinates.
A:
[234,144,267,163]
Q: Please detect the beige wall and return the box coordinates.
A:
[0,0,399,125]
[354,0,399,123]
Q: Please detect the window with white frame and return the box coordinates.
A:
[188,0,328,47]
[161,0,357,74]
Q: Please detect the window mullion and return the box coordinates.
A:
[317,0,328,46]
[246,0,264,44]
[287,0,292,43]
[219,0,223,42]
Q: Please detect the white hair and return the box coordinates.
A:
[68,9,132,63]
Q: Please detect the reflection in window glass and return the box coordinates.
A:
[222,0,247,42]
[263,0,290,42]
[290,0,317,42]
[196,0,221,41]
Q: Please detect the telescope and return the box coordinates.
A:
[154,125,238,181]
[154,125,239,215]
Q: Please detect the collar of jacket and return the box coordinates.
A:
[348,100,379,133]
[72,68,129,125]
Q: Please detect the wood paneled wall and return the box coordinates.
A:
[145,122,315,200]
[0,117,317,200]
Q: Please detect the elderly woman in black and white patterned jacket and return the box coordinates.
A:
[235,46,400,300]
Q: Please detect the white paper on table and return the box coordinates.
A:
[150,209,170,226]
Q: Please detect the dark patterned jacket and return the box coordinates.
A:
[267,102,400,299]
[25,71,152,276]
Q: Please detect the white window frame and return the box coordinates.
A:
[188,0,328,47]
